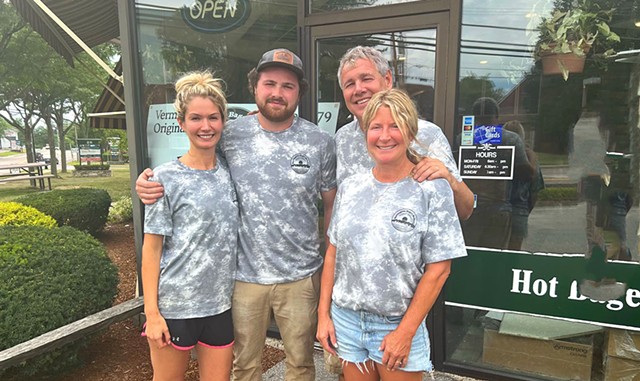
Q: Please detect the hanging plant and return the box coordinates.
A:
[535,0,620,80]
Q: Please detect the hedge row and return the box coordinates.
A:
[537,186,579,202]
[73,164,111,171]
[108,196,133,223]
[0,225,119,378]
[0,202,56,228]
[0,188,119,378]
[18,188,112,236]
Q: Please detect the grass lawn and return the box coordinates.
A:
[0,151,23,157]
[0,164,132,202]
[537,152,568,166]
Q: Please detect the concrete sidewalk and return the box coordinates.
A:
[262,339,483,381]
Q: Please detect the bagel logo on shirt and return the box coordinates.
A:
[290,154,310,174]
[391,209,417,232]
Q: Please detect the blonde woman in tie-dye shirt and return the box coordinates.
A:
[317,89,466,381]
[142,71,238,381]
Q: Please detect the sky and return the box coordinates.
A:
[460,0,555,90]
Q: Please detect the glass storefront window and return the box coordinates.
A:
[126,1,640,379]
[445,0,640,380]
[317,29,437,132]
[309,0,418,13]
[135,0,298,166]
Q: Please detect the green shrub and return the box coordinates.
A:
[108,195,133,223]
[73,163,110,170]
[0,225,118,378]
[0,202,56,228]
[18,188,112,235]
[538,186,579,202]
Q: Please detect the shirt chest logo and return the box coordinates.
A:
[291,154,311,174]
[391,209,417,232]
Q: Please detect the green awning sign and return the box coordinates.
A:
[445,248,640,330]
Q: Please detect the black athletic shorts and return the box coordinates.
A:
[143,309,234,351]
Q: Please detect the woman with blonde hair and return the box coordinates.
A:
[142,71,238,381]
[317,89,466,381]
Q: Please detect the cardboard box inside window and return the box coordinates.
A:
[603,329,640,381]
[483,328,593,381]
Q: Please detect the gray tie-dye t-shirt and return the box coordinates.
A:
[334,119,462,186]
[144,158,239,319]
[328,172,466,316]
[219,115,337,284]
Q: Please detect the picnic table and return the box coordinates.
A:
[0,162,54,190]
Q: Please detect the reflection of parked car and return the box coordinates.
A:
[34,152,49,168]
[38,152,50,165]
[39,146,60,166]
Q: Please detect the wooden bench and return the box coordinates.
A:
[0,174,55,190]
[0,297,144,371]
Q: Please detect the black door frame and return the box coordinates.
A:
[300,0,462,143]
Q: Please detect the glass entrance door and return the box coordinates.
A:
[308,10,459,368]
[309,13,456,138]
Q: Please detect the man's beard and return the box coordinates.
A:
[257,99,296,123]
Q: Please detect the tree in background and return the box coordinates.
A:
[0,2,119,173]
[458,74,506,115]
[39,42,119,173]
[0,117,13,140]
[0,1,41,163]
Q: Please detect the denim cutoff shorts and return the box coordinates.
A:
[331,302,433,372]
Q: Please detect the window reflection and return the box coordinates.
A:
[310,0,418,13]
[447,0,640,378]
[135,0,298,165]
[317,29,437,130]
[453,0,640,259]
[136,0,298,103]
